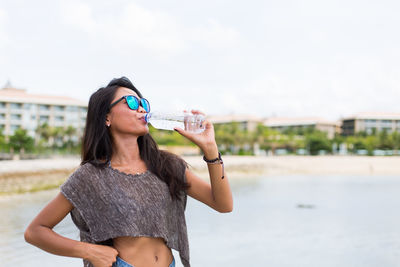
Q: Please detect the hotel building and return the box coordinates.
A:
[0,83,87,140]
[341,112,400,136]
[209,114,264,132]
[263,117,341,139]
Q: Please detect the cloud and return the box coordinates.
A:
[60,1,185,56]
[190,19,240,49]
[220,93,243,113]
[111,3,186,55]
[59,1,240,57]
[0,7,9,64]
[0,7,9,45]
[60,0,96,33]
[240,56,400,120]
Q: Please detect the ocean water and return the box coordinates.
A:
[1,175,399,267]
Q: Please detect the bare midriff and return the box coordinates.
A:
[113,236,174,267]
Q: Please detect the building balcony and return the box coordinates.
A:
[10,121,22,127]
[10,109,24,114]
[53,110,65,116]
[54,121,64,127]
[38,110,51,115]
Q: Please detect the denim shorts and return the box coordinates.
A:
[112,256,175,267]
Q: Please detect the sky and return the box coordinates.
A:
[1,0,400,120]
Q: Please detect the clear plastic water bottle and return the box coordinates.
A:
[145,111,206,133]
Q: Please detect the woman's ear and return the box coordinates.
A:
[105,114,111,128]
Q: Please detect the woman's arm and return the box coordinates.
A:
[186,164,233,213]
[174,111,233,213]
[24,192,118,267]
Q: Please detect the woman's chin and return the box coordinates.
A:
[137,125,149,136]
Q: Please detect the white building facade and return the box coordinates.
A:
[0,85,87,139]
[209,114,264,132]
[341,112,400,136]
[263,117,341,139]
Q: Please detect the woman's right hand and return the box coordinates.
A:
[85,243,119,267]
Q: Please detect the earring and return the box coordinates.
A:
[107,123,111,127]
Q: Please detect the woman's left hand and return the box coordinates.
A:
[174,110,218,156]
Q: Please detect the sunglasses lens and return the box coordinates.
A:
[126,96,139,110]
[141,98,150,112]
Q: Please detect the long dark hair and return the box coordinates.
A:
[81,77,189,200]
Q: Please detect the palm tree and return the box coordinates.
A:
[50,127,64,148]
[0,128,6,153]
[35,123,52,146]
[64,126,77,152]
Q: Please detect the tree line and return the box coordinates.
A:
[2,122,400,156]
[214,122,400,155]
[0,123,80,156]
[147,122,400,156]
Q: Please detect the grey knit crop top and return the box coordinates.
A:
[60,162,190,267]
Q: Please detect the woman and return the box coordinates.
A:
[24,77,233,267]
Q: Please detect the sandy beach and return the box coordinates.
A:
[0,155,399,195]
[186,155,400,176]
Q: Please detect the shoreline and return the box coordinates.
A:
[1,155,399,195]
[184,155,400,177]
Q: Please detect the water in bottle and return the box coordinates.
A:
[145,111,206,133]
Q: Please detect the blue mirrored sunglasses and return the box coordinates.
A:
[109,95,150,112]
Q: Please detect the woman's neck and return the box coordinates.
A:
[111,135,142,165]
